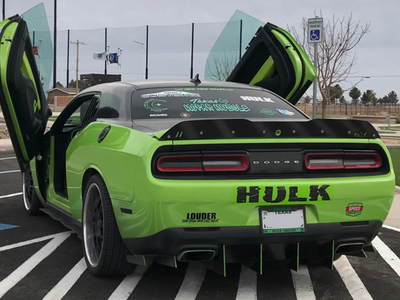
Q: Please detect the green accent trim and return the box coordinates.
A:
[263,228,305,234]
[260,244,263,275]
[143,255,146,266]
[249,56,275,85]
[174,256,177,268]
[296,243,300,272]
[223,245,226,277]
[331,240,335,269]
[0,21,29,163]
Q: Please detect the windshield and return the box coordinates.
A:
[131,86,307,121]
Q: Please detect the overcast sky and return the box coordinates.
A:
[6,0,400,98]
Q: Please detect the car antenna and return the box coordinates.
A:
[190,74,201,86]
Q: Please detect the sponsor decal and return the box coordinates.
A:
[180,112,190,118]
[276,109,295,116]
[236,185,330,203]
[346,202,364,216]
[182,212,219,223]
[260,109,276,115]
[240,96,274,103]
[144,99,168,112]
[141,91,200,98]
[149,114,168,117]
[183,99,250,112]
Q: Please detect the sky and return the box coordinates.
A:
[5,0,400,99]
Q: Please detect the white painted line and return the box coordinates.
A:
[291,265,316,300]
[235,265,257,300]
[175,262,207,300]
[0,157,16,160]
[333,256,373,300]
[0,192,22,200]
[108,265,149,300]
[0,231,71,298]
[42,257,87,300]
[0,231,72,252]
[383,224,400,233]
[0,170,19,175]
[372,237,400,277]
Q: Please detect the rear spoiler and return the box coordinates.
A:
[158,119,379,141]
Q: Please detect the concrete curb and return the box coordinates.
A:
[396,186,400,194]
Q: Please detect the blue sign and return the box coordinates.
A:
[310,30,320,41]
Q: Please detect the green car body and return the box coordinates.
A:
[0,15,395,277]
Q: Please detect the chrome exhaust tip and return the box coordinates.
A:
[178,250,216,262]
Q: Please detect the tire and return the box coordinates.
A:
[23,164,42,215]
[82,174,134,276]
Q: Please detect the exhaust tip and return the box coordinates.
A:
[178,250,216,262]
[336,243,365,255]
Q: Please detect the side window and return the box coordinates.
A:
[63,98,93,130]
[97,92,121,119]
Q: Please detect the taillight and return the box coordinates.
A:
[157,154,248,172]
[305,152,381,170]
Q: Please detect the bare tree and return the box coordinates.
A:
[289,14,370,118]
[206,53,238,81]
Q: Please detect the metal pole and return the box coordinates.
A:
[76,40,79,95]
[66,30,70,87]
[239,19,243,60]
[53,0,57,88]
[2,0,4,20]
[312,43,318,119]
[145,25,149,79]
[104,28,107,75]
[190,23,194,79]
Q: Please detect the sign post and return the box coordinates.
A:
[308,17,323,119]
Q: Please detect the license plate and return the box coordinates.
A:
[261,207,305,234]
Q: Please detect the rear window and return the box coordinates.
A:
[131,87,306,120]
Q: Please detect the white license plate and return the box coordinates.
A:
[261,207,305,234]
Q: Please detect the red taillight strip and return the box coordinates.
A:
[305,153,344,170]
[157,154,249,172]
[157,155,203,172]
[305,152,382,170]
[343,153,382,169]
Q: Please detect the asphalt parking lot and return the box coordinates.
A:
[1,149,400,300]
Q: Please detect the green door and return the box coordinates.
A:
[227,23,316,105]
[0,15,51,171]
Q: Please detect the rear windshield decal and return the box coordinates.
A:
[144,99,168,112]
[183,99,250,112]
[260,109,276,115]
[241,96,274,103]
[141,91,200,98]
[277,109,295,116]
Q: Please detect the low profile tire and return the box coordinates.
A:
[23,164,42,215]
[82,174,134,276]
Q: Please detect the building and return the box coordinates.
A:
[80,73,121,90]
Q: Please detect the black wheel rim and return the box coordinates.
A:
[23,168,35,210]
[83,183,104,267]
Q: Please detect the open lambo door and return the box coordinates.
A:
[0,15,51,172]
[227,23,316,105]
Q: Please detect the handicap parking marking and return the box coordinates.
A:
[0,223,19,231]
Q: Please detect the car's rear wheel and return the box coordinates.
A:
[23,164,42,215]
[82,174,134,276]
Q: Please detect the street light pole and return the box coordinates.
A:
[2,0,5,20]
[70,40,86,95]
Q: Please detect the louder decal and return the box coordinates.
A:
[182,212,219,223]
[236,185,331,203]
[276,109,295,116]
[346,203,363,217]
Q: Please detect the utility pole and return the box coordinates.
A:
[70,40,86,95]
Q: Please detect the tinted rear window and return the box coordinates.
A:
[131,87,306,120]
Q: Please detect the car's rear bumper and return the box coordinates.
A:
[122,220,382,261]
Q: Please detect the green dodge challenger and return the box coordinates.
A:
[0,15,395,276]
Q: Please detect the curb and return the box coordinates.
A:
[396,186,400,194]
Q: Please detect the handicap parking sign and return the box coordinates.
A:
[310,30,320,41]
[308,18,323,43]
